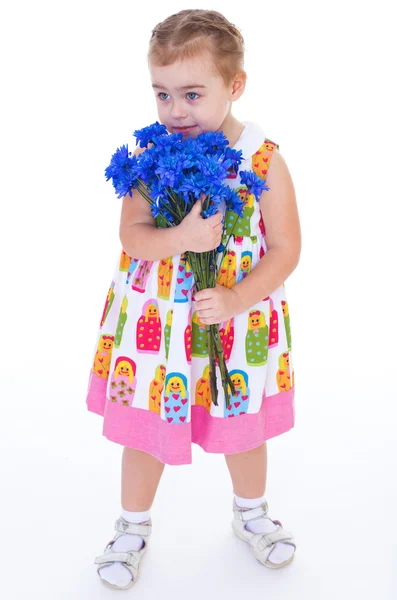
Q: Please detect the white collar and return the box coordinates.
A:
[232,120,266,161]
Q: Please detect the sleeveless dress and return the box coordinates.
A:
[85,120,295,465]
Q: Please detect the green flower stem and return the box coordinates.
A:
[187,249,236,407]
[210,324,236,408]
[220,212,239,264]
[206,325,218,406]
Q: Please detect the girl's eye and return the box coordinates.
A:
[157,92,200,101]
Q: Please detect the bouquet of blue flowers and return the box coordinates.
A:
[105,121,269,407]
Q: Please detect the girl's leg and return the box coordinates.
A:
[98,448,165,588]
[122,447,166,510]
[224,441,295,567]
[224,442,267,497]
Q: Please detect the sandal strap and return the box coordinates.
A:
[257,529,295,550]
[233,500,269,522]
[114,517,152,536]
[94,550,139,569]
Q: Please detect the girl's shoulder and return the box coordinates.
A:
[237,121,280,165]
[235,121,280,180]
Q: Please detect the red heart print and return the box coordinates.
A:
[165,407,170,413]
[172,394,179,399]
[153,381,158,386]
[98,357,103,363]
[179,416,186,422]
[98,370,103,375]
[151,396,156,401]
[242,395,248,401]
[178,265,184,272]
[181,398,188,405]
[167,417,173,423]
[227,405,232,411]
[164,397,169,402]
[173,406,181,412]
[185,272,192,278]
[177,278,183,284]
[234,402,241,408]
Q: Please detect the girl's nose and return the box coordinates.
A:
[170,101,188,119]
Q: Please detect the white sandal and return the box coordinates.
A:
[232,498,296,569]
[94,516,152,590]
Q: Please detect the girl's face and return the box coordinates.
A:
[149,50,244,138]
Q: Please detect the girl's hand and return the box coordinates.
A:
[194,284,245,325]
[179,195,223,253]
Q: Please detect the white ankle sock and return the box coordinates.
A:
[98,507,150,587]
[234,493,295,565]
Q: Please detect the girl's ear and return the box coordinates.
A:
[231,71,247,100]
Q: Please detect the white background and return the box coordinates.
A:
[1,0,396,598]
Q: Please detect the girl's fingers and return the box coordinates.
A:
[197,308,215,318]
[195,299,213,311]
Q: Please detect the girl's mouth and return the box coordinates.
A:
[174,125,196,132]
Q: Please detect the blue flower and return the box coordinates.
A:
[221,185,245,217]
[177,172,211,199]
[104,145,139,198]
[151,132,183,153]
[197,131,229,152]
[240,170,270,201]
[221,147,244,171]
[133,121,168,148]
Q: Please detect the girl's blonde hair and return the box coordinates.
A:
[148,9,245,87]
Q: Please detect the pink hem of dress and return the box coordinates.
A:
[86,374,295,465]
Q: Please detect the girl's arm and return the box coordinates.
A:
[231,148,301,310]
[119,146,223,260]
[194,149,301,323]
[119,183,187,260]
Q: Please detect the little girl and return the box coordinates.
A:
[86,8,301,590]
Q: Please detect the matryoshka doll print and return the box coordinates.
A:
[100,281,115,328]
[114,295,128,348]
[93,334,114,379]
[119,249,131,272]
[245,309,269,366]
[149,364,166,414]
[224,187,255,243]
[109,356,137,407]
[258,213,266,237]
[126,258,139,284]
[195,364,212,412]
[276,352,293,392]
[266,297,279,348]
[281,300,292,351]
[164,372,189,423]
[175,253,193,302]
[164,309,173,360]
[225,369,250,417]
[252,138,279,180]
[157,256,174,301]
[131,260,154,293]
[216,250,236,288]
[191,310,209,358]
[237,251,252,282]
[136,299,162,354]
[184,308,193,364]
[216,318,234,364]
